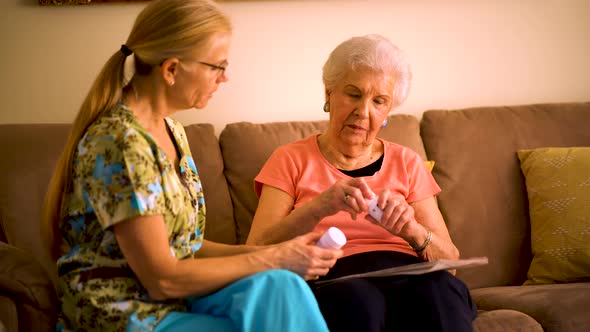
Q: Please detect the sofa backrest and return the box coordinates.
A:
[183,125,236,245]
[420,102,590,289]
[0,123,235,282]
[0,124,70,282]
[219,114,427,243]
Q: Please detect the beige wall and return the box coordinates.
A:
[1,0,589,134]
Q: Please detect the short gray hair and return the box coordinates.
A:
[322,34,412,108]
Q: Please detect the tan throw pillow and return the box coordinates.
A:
[518,147,590,285]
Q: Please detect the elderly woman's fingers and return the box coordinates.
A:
[342,196,362,220]
[393,208,414,233]
[353,177,375,198]
[386,200,403,223]
[327,177,377,219]
[343,185,373,212]
[379,199,418,235]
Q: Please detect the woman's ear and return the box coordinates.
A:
[324,89,331,102]
[160,58,180,86]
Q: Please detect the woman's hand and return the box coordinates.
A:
[366,193,460,262]
[365,189,423,241]
[267,232,343,280]
[316,177,374,220]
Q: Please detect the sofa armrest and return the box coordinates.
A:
[0,241,57,331]
[0,294,18,332]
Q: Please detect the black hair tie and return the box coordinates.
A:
[120,44,133,57]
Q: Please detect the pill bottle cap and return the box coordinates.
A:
[318,227,347,249]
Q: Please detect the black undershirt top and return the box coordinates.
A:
[338,154,384,177]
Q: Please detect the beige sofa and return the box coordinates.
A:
[1,102,589,331]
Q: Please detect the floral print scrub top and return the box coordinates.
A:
[56,104,206,331]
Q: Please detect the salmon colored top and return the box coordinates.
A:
[255,135,441,258]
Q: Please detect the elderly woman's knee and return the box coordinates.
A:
[412,271,472,301]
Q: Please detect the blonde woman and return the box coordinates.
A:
[42,1,339,331]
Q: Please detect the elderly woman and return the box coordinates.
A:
[247,34,477,332]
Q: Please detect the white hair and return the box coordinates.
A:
[322,34,412,108]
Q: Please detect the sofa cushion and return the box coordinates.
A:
[517,147,590,284]
[184,124,236,244]
[471,282,590,332]
[0,124,70,283]
[420,102,590,289]
[0,295,18,332]
[472,309,542,332]
[0,241,56,331]
[219,114,426,243]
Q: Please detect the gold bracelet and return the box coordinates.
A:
[412,230,432,253]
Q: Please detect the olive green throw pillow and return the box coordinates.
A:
[518,147,590,285]
[424,160,435,172]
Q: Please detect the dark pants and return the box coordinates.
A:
[308,251,477,332]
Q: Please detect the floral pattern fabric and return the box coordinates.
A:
[56,104,206,331]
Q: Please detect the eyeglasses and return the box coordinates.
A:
[163,58,228,77]
[185,60,227,78]
[197,61,227,73]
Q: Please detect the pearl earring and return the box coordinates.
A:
[323,102,330,113]
[381,119,388,128]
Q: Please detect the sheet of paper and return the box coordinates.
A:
[315,256,488,285]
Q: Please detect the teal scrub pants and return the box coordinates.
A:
[127,270,329,332]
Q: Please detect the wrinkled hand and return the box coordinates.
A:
[272,232,343,280]
[316,178,374,220]
[365,189,421,240]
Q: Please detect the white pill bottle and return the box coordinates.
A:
[316,227,347,249]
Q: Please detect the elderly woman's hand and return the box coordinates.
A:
[366,189,423,241]
[317,178,374,220]
[268,232,343,280]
